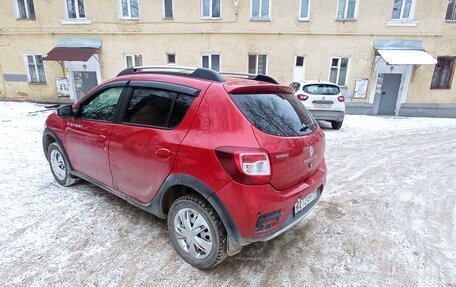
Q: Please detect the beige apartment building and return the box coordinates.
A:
[1,0,455,117]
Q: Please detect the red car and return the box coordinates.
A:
[43,67,327,269]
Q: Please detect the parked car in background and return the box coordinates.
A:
[43,67,327,269]
[290,81,345,130]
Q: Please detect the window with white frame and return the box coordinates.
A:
[248,54,268,74]
[66,0,86,18]
[201,0,220,18]
[299,0,310,20]
[26,54,46,83]
[121,0,139,18]
[202,54,220,72]
[16,0,36,19]
[391,0,415,20]
[163,0,173,19]
[251,0,270,20]
[329,57,349,86]
[337,0,357,19]
[124,53,143,68]
[446,0,456,21]
[167,53,176,65]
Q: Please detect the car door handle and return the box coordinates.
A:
[155,148,171,158]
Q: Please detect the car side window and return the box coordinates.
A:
[169,94,195,128]
[79,87,123,122]
[124,87,195,128]
[290,82,300,92]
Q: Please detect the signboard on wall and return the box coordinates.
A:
[353,78,369,99]
[55,77,70,97]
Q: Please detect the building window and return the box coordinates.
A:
[163,0,173,19]
[296,56,305,67]
[248,54,268,74]
[167,53,176,65]
[391,0,414,20]
[201,0,221,18]
[202,54,220,72]
[431,57,454,89]
[26,54,46,83]
[251,0,271,20]
[299,0,310,20]
[329,57,349,86]
[16,0,36,19]
[124,53,143,68]
[446,0,456,21]
[337,0,357,19]
[66,0,85,18]
[121,0,139,18]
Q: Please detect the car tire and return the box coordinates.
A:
[168,194,227,269]
[331,121,343,130]
[48,143,79,187]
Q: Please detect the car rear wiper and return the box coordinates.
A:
[300,122,316,132]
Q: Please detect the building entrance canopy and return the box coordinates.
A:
[43,47,98,62]
[42,38,102,62]
[374,40,437,65]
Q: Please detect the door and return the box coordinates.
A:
[109,85,196,203]
[64,86,124,186]
[230,92,325,191]
[74,71,98,100]
[378,74,401,115]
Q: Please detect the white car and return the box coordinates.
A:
[290,81,345,130]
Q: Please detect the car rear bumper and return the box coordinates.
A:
[309,109,345,122]
[243,188,322,243]
[214,159,326,253]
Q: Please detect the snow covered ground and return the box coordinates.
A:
[0,101,455,286]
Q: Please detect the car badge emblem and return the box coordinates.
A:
[322,96,326,100]
[309,146,314,158]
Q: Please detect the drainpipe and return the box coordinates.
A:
[0,62,7,99]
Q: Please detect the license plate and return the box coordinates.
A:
[293,190,318,216]
[314,103,332,109]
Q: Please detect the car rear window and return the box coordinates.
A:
[230,93,317,137]
[304,84,340,95]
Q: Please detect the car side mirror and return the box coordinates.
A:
[57,105,74,118]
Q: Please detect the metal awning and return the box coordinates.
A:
[373,39,437,65]
[42,47,98,62]
[377,49,437,65]
[43,38,101,62]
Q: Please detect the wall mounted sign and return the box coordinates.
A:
[56,77,70,97]
[353,78,369,99]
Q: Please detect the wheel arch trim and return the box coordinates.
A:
[147,174,243,252]
[42,128,73,171]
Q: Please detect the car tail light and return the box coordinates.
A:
[215,147,271,185]
[297,94,309,101]
[337,95,345,102]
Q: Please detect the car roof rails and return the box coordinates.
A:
[220,72,279,84]
[117,66,225,82]
[117,66,279,84]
